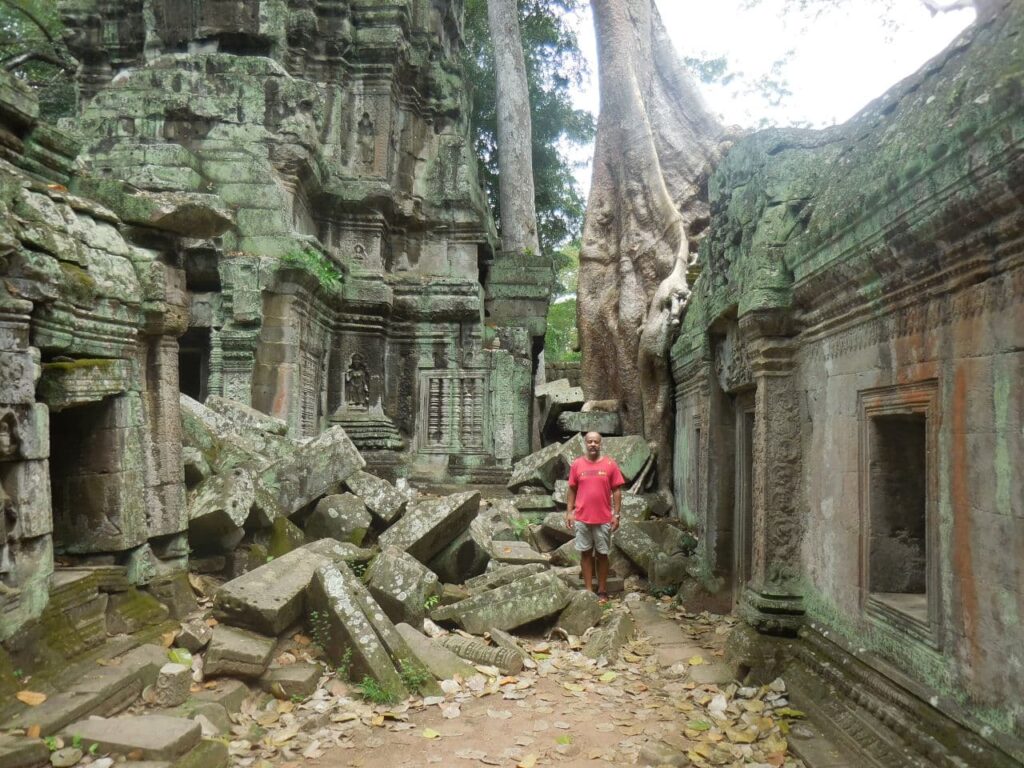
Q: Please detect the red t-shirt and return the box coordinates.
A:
[568,455,625,524]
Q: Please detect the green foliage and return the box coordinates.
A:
[509,515,531,539]
[336,647,353,682]
[356,675,400,705]
[43,736,58,752]
[71,734,82,749]
[463,0,594,255]
[280,248,342,290]
[0,0,76,119]
[349,559,368,578]
[423,594,440,611]
[398,660,432,690]
[544,297,579,363]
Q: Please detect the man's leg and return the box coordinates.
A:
[580,548,595,592]
[596,553,609,595]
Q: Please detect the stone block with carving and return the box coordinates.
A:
[304,493,371,545]
[377,491,480,564]
[430,571,571,634]
[153,662,191,707]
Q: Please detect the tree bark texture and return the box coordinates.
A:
[487,0,541,254]
[579,0,728,488]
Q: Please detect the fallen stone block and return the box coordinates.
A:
[540,512,573,544]
[491,540,549,565]
[182,446,212,487]
[187,466,256,545]
[105,588,170,635]
[438,635,523,675]
[549,540,581,567]
[377,491,480,564]
[259,662,322,700]
[49,746,82,767]
[534,378,572,398]
[395,623,476,680]
[557,590,603,635]
[257,426,365,516]
[637,520,697,556]
[473,503,518,543]
[513,494,556,512]
[213,539,369,635]
[540,385,585,437]
[428,528,489,583]
[440,583,471,604]
[464,563,548,595]
[365,546,440,627]
[620,493,653,522]
[560,435,652,484]
[507,433,584,492]
[204,625,274,678]
[305,493,371,545]
[251,516,306,558]
[552,479,569,505]
[556,409,621,436]
[613,521,660,573]
[153,663,191,707]
[60,714,201,761]
[205,395,288,436]
[344,470,407,524]
[307,561,407,699]
[192,679,249,714]
[648,552,691,589]
[0,733,49,768]
[583,609,634,660]
[431,571,571,634]
[487,627,531,663]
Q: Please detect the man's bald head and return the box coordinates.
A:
[584,431,602,458]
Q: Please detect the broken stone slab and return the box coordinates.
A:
[49,746,82,767]
[427,527,489,583]
[613,521,660,573]
[257,425,365,517]
[540,385,585,437]
[637,520,697,556]
[307,561,407,699]
[365,546,440,627]
[620,492,653,522]
[60,715,201,761]
[344,470,407,524]
[171,700,231,737]
[153,663,191,707]
[648,553,691,589]
[557,590,603,635]
[259,662,322,700]
[487,627,531,663]
[473,503,518,543]
[534,378,572,398]
[513,494,556,512]
[192,679,249,714]
[395,623,476,681]
[559,434,652,484]
[204,625,274,678]
[0,733,49,768]
[583,609,635,660]
[251,516,307,558]
[552,479,569,505]
[305,493,371,545]
[431,571,571,634]
[549,540,581,568]
[438,635,523,675]
[439,583,471,605]
[464,562,548,595]
[507,433,585,492]
[528,523,562,553]
[556,409,621,436]
[179,394,290,472]
[105,588,171,635]
[204,395,288,436]
[491,540,549,565]
[213,538,371,635]
[540,512,573,544]
[182,446,212,487]
[377,491,480,564]
[187,466,257,546]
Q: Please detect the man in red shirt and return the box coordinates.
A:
[564,431,625,603]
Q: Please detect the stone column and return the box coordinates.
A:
[738,312,805,633]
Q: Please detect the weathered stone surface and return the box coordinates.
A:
[540,385,585,437]
[205,395,288,436]
[583,610,635,660]
[105,588,170,635]
[192,679,249,714]
[557,590,603,635]
[550,540,581,567]
[153,663,191,707]
[648,553,691,589]
[540,512,573,544]
[49,746,82,767]
[613,521,660,573]
[513,493,556,512]
[552,479,569,505]
[259,663,322,700]
[556,409,621,436]
[187,466,257,545]
[464,563,548,595]
[182,446,211,487]
[213,539,364,635]
[487,627,531,662]
[431,571,571,633]
[534,379,572,398]
[395,623,476,681]
[60,715,200,760]
[377,491,480,564]
[438,635,523,675]
[560,435,651,483]
[251,515,307,558]
[440,583,471,605]
[204,626,274,678]
[307,562,406,698]
[344,470,407,524]
[507,434,585,492]
[427,528,490,583]
[620,493,653,522]
[257,426,365,516]
[365,547,440,627]
[0,733,49,768]
[305,493,371,545]
[491,540,549,565]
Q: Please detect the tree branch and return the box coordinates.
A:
[2,49,72,72]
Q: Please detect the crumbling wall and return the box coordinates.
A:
[671,3,1024,758]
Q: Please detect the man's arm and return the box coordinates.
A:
[565,486,576,530]
[611,487,622,531]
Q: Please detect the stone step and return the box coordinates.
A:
[60,714,201,760]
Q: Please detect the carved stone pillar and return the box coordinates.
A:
[738,312,805,633]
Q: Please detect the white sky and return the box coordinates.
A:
[566,0,975,191]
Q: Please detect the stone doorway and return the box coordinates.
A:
[178,328,211,402]
[732,396,755,605]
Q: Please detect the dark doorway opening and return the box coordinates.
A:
[179,327,211,402]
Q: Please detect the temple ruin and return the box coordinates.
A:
[0,1,1020,767]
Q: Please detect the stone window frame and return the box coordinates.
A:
[417,369,490,455]
[857,380,942,650]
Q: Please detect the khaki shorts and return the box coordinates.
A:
[574,521,612,555]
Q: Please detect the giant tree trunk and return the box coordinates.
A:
[579,0,727,489]
[487,0,540,254]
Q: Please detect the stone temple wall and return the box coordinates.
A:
[670,4,1023,762]
[57,0,549,482]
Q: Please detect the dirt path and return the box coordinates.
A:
[234,596,805,768]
